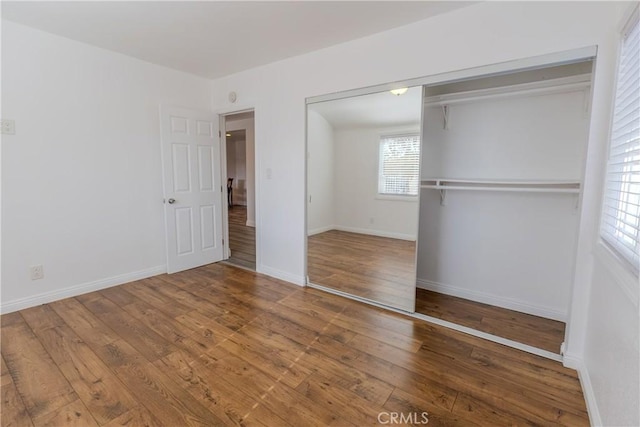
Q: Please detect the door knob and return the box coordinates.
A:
[168,198,176,204]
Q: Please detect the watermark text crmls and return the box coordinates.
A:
[377,411,429,424]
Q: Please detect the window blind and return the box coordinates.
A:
[601,9,640,272]
[378,135,420,196]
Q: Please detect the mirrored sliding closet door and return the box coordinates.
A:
[306,48,596,356]
[306,88,423,312]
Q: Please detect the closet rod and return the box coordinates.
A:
[420,179,581,194]
[421,185,580,194]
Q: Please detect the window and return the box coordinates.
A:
[601,7,640,273]
[378,134,420,196]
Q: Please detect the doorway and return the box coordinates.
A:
[223,111,256,270]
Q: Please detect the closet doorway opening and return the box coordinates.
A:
[223,111,256,270]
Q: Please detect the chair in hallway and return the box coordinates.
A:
[227,178,233,207]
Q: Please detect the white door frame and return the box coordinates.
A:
[219,108,257,266]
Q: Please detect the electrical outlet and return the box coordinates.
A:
[30,265,44,280]
[1,119,15,135]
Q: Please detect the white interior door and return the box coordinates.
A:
[160,106,224,273]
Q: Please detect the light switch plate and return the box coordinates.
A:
[1,119,15,135]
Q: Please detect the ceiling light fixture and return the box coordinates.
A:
[390,87,408,96]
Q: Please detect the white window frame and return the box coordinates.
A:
[377,133,421,198]
[600,4,640,276]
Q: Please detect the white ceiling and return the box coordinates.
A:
[1,1,475,79]
[308,86,422,129]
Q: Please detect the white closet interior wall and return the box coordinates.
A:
[416,63,592,321]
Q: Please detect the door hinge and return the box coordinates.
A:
[222,239,225,246]
[218,130,221,138]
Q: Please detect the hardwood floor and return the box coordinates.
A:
[1,263,588,426]
[416,289,566,354]
[227,205,256,270]
[307,230,565,353]
[307,230,416,311]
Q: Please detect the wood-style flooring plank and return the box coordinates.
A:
[99,339,227,426]
[22,300,136,424]
[249,381,338,427]
[416,288,565,353]
[227,206,256,270]
[384,387,475,427]
[102,406,163,427]
[1,316,77,420]
[1,355,34,427]
[77,293,176,362]
[227,324,314,388]
[295,370,384,425]
[120,277,193,319]
[31,398,99,427]
[1,263,589,426]
[20,313,137,425]
[120,300,217,357]
[49,298,120,348]
[153,350,288,427]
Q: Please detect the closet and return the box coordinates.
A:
[415,61,594,353]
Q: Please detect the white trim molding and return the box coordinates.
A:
[0,265,166,314]
[416,278,567,322]
[258,264,306,287]
[563,353,602,427]
[308,225,335,236]
[333,225,416,242]
[308,225,417,241]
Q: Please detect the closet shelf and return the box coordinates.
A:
[420,179,581,194]
[423,74,591,107]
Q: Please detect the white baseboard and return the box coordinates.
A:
[257,264,305,287]
[308,225,334,236]
[333,225,416,241]
[564,352,601,426]
[246,220,255,227]
[416,278,567,321]
[0,265,166,314]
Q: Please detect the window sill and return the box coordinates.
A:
[375,194,419,202]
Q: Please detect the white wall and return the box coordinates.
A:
[417,190,580,320]
[307,110,334,234]
[421,90,589,181]
[1,20,213,311]
[333,126,420,240]
[209,2,635,423]
[225,115,255,226]
[581,245,639,426]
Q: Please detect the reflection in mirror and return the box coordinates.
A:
[306,87,422,312]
